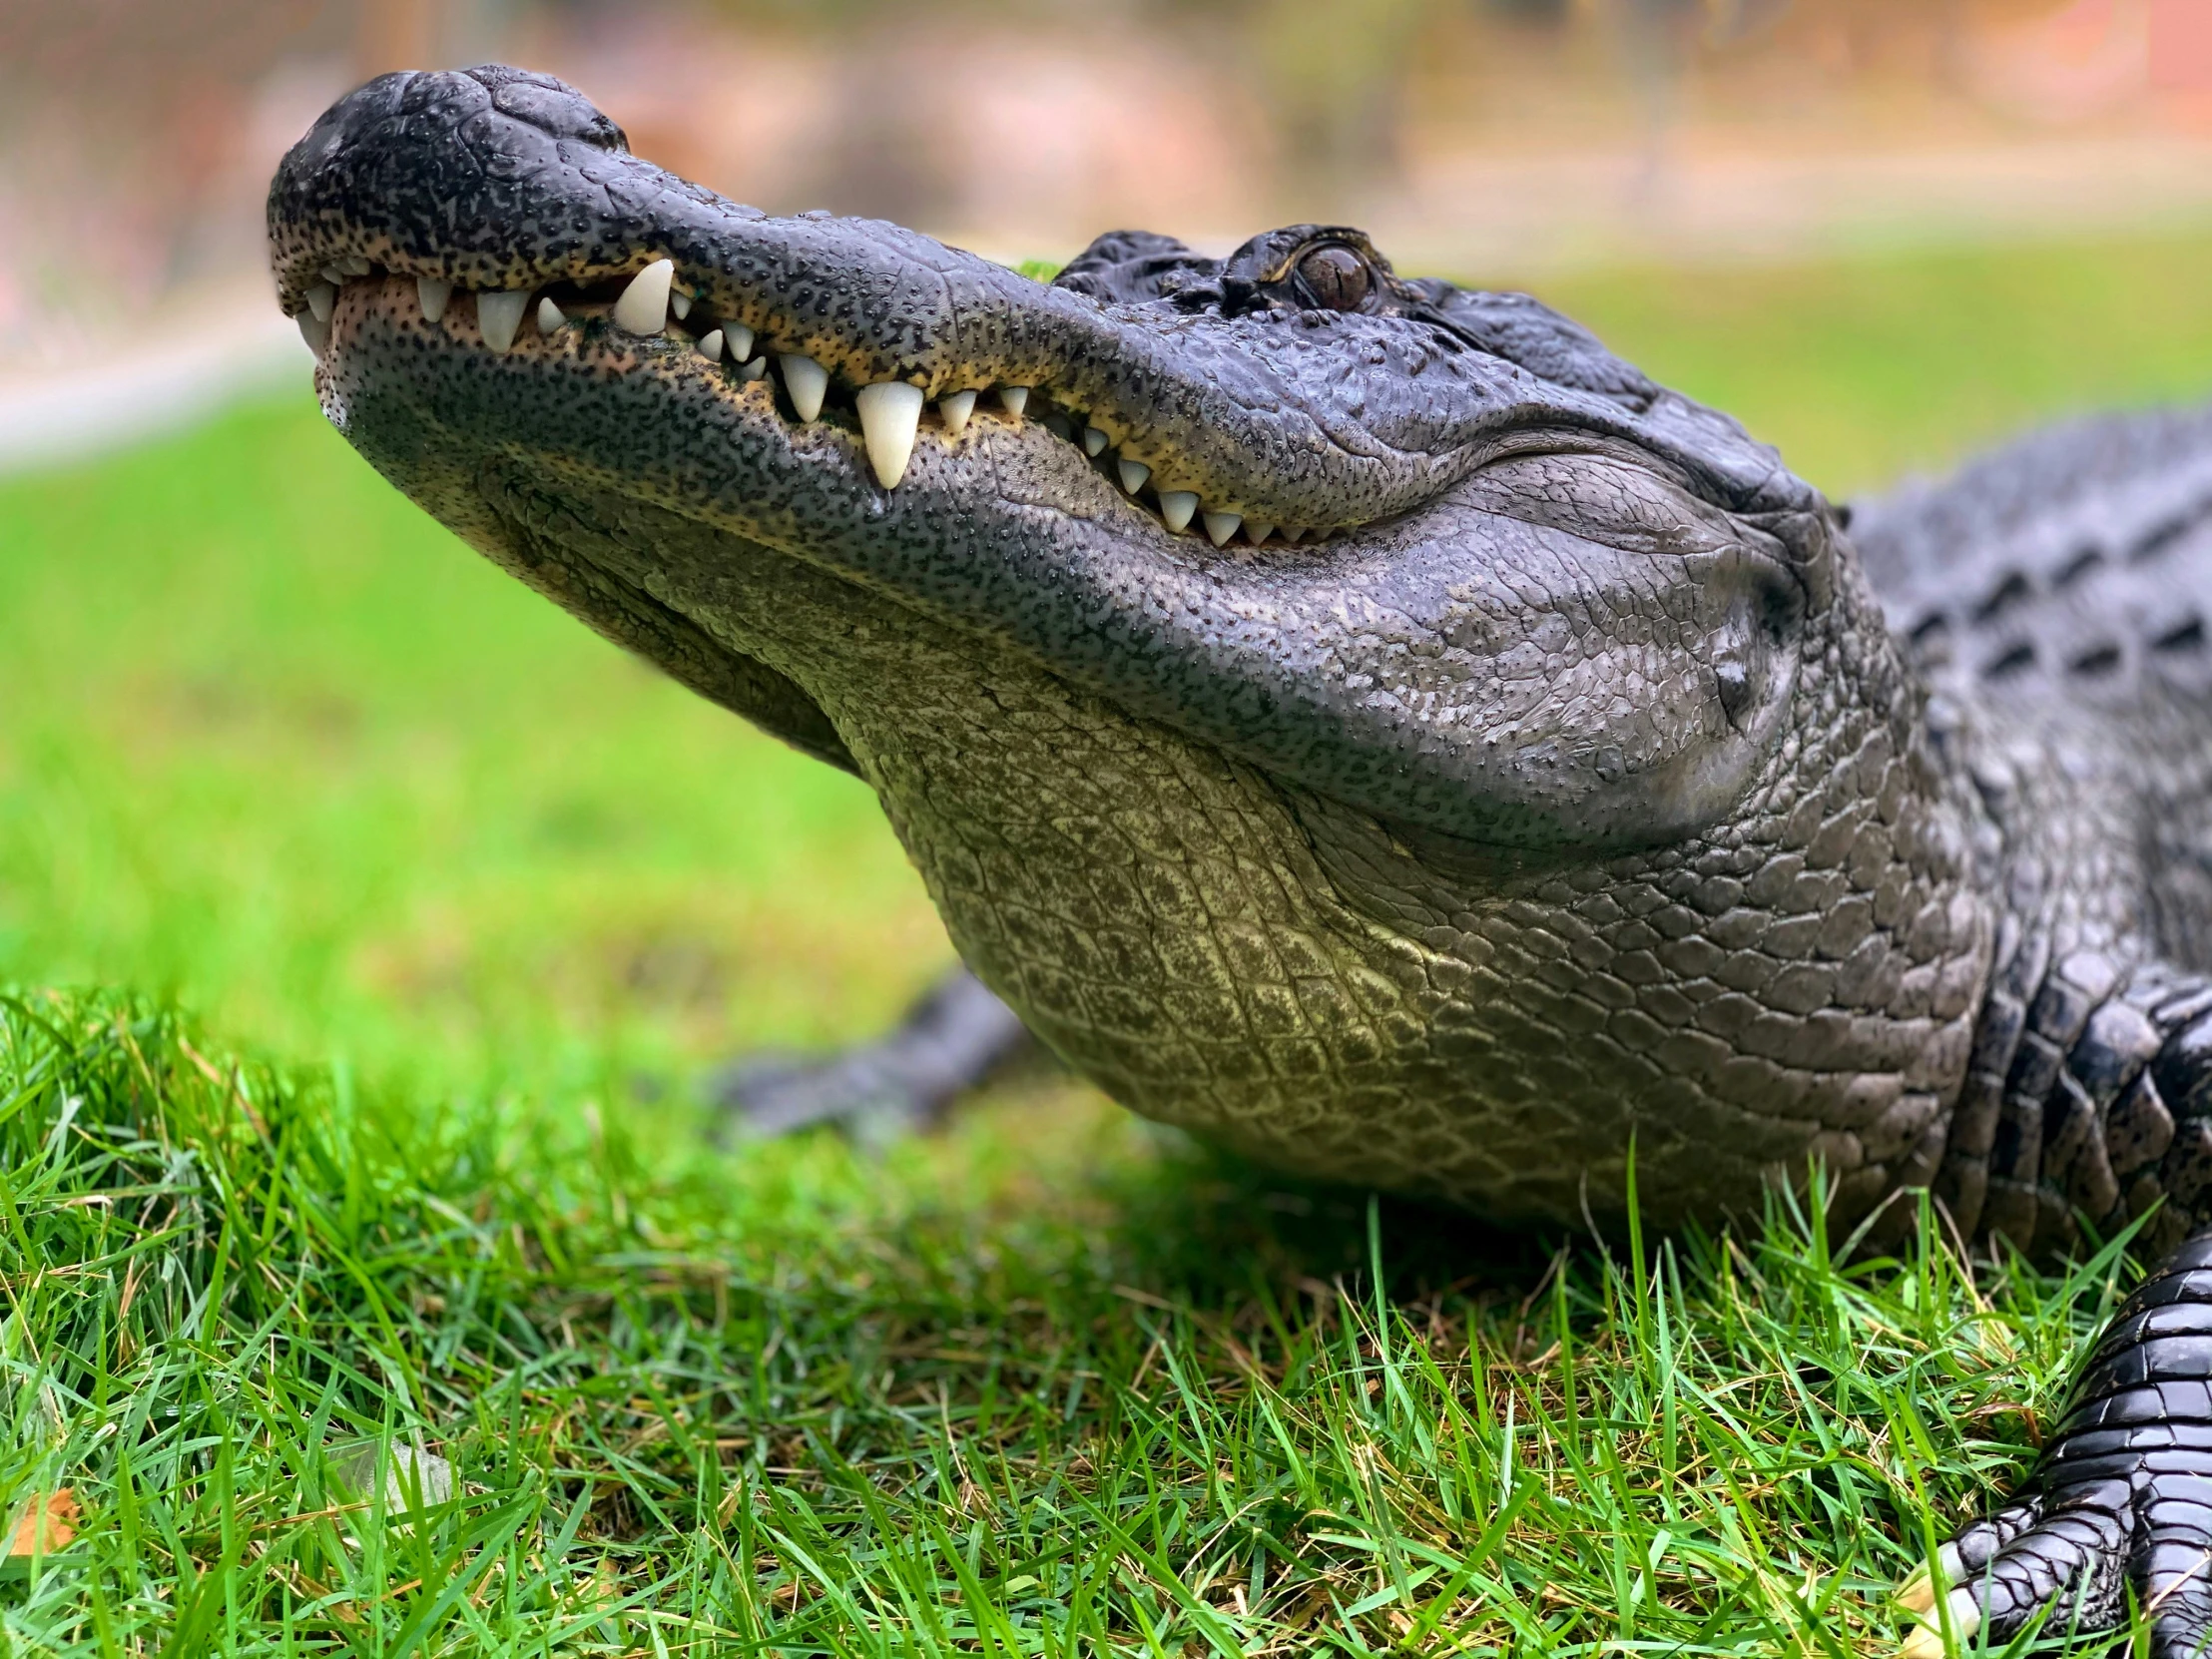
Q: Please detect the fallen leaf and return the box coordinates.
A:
[327,1439,453,1513]
[7,1490,78,1555]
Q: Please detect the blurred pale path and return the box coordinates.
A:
[0,295,304,476]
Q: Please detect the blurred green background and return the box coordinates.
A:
[7,230,2212,1109]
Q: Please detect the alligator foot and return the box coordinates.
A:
[708,967,1034,1141]
[1900,1233,2212,1658]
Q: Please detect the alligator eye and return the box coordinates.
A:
[1297,246,1371,310]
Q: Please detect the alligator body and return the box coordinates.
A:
[272,67,2212,1653]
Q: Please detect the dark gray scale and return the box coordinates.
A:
[1854,405,2212,705]
[1856,406,2212,1003]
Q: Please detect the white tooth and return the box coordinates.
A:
[671,290,692,319]
[1118,459,1150,494]
[739,356,768,381]
[1158,491,1198,532]
[697,328,724,361]
[1282,526,1306,543]
[477,289,527,353]
[1246,522,1275,545]
[341,254,372,276]
[1083,425,1108,457]
[725,323,755,361]
[417,277,452,323]
[296,311,329,355]
[320,266,346,287]
[304,282,335,323]
[613,258,675,334]
[780,354,829,421]
[938,389,976,436]
[1203,511,1242,547]
[856,381,925,488]
[537,296,566,334]
[998,385,1029,417]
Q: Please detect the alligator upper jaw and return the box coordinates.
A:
[267,64,1739,546]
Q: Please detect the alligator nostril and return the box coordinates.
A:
[478,68,630,151]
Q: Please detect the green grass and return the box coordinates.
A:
[0,398,950,1098]
[0,990,2146,1653]
[0,225,2208,1652]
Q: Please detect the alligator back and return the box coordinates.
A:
[1851,402,2212,974]
[1853,404,2212,698]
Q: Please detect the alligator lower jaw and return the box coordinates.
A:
[295,262,1347,552]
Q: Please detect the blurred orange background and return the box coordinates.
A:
[2,0,2208,377]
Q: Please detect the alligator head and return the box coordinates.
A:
[270,66,1990,1229]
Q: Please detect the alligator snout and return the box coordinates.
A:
[273,65,1811,543]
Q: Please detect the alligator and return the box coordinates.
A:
[272,65,2212,1655]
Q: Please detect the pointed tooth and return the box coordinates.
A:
[998,385,1029,417]
[856,381,925,488]
[739,356,767,381]
[613,258,675,334]
[1282,526,1306,543]
[417,277,452,323]
[1118,459,1150,494]
[476,290,527,353]
[698,328,725,361]
[341,254,372,276]
[296,311,329,355]
[1246,522,1275,545]
[1203,511,1242,547]
[319,266,346,287]
[537,296,566,334]
[670,289,692,320]
[1158,491,1198,532]
[723,323,754,362]
[1083,425,1108,457]
[304,281,335,323]
[780,354,829,421]
[938,389,976,437]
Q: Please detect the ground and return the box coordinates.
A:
[1,228,2210,1654]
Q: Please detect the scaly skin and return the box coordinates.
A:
[271,66,2212,1653]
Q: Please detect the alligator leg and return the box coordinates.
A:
[1903,988,2212,1657]
[708,967,1035,1138]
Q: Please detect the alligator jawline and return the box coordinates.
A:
[299,267,1361,552]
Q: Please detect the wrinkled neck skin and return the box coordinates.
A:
[283,66,1996,1233]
